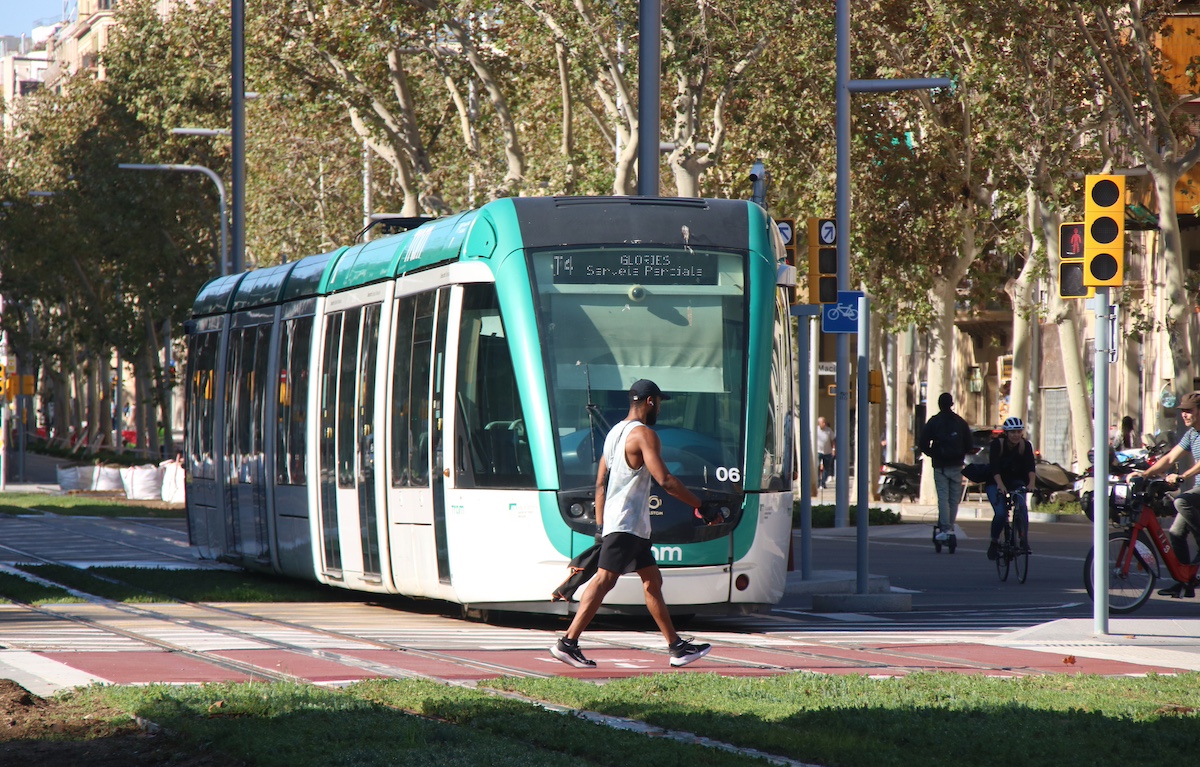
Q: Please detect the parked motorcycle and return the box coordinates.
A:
[879,461,921,502]
[1032,458,1087,507]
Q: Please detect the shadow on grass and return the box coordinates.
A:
[484,672,1200,767]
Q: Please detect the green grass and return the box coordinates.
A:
[797,503,902,528]
[63,673,1200,767]
[0,492,183,518]
[81,680,769,767]
[6,565,371,604]
[0,570,83,604]
[485,672,1200,767]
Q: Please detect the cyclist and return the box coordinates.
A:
[986,417,1037,560]
[1133,390,1200,598]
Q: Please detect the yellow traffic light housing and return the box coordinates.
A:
[807,217,837,304]
[1083,175,1125,287]
[868,369,883,404]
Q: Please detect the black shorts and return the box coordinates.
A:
[597,532,656,574]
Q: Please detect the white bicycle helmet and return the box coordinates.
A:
[1002,416,1024,431]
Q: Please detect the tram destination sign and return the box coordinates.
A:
[550,250,719,285]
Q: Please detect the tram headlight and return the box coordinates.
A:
[568,502,585,518]
[628,285,646,302]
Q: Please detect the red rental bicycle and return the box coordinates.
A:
[1083,477,1198,613]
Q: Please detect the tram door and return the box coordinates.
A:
[317,296,385,587]
[386,286,452,594]
[223,312,274,563]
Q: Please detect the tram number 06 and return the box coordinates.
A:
[714,467,740,483]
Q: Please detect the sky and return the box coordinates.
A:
[0,0,73,39]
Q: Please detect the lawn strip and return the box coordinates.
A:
[0,568,83,604]
[81,680,772,767]
[485,671,1200,767]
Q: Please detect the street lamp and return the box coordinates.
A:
[118,163,229,276]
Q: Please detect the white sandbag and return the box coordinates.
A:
[75,464,94,490]
[120,464,164,501]
[56,465,80,491]
[160,460,185,504]
[91,464,124,492]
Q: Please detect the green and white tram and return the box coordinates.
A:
[184,196,797,615]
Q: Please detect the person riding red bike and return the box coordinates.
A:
[1133,390,1200,598]
[986,417,1037,561]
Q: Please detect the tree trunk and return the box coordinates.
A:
[1150,170,1195,393]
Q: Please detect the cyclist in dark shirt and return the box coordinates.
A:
[986,417,1037,560]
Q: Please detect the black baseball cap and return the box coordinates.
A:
[629,379,671,402]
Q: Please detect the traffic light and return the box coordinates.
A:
[1058,222,1092,299]
[774,217,798,304]
[1083,174,1125,287]
[868,369,883,404]
[807,217,837,304]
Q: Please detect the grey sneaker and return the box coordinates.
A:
[668,638,711,667]
[550,638,596,668]
[934,531,951,542]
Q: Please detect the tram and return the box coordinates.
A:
[184,196,797,616]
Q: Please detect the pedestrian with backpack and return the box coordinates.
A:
[918,392,974,552]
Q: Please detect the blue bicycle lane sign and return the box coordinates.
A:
[821,291,864,333]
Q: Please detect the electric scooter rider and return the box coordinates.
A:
[986,417,1037,561]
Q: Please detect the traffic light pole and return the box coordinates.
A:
[1093,287,1111,634]
[834,0,951,528]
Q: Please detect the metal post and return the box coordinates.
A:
[1093,288,1111,634]
[834,0,851,528]
[856,295,871,593]
[792,305,821,579]
[231,0,246,273]
[637,0,661,197]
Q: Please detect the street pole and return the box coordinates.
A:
[835,0,951,528]
[637,0,660,197]
[855,294,871,592]
[1093,288,1111,634]
[118,163,228,276]
[231,0,246,274]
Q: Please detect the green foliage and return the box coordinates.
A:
[795,503,902,528]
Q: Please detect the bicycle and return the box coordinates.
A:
[994,491,1029,583]
[1083,477,1197,613]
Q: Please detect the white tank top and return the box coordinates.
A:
[601,420,653,539]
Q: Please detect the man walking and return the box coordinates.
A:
[919,392,974,548]
[550,379,712,669]
[815,416,834,490]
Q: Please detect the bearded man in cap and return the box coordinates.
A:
[1135,390,1200,598]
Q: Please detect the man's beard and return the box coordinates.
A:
[644,408,658,426]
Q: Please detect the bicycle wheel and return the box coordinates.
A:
[1083,530,1157,613]
[1015,546,1029,583]
[995,528,1010,581]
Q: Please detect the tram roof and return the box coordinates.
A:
[191,248,347,317]
[322,210,478,293]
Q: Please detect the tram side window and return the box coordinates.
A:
[186,331,220,480]
[762,292,792,491]
[224,325,271,484]
[337,308,363,488]
[456,284,535,489]
[276,316,313,486]
[392,291,437,488]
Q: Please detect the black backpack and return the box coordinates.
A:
[551,543,601,602]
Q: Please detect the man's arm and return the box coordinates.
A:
[593,455,608,535]
[633,427,703,508]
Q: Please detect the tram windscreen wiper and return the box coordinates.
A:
[579,362,610,465]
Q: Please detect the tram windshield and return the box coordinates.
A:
[528,246,746,493]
